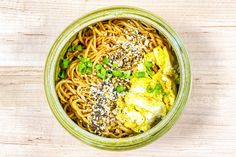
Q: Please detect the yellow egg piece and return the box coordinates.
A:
[116,46,178,133]
[153,46,173,75]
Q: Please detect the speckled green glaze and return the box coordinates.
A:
[44,6,191,150]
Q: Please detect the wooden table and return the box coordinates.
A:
[0,0,236,156]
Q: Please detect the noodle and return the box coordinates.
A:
[56,19,177,138]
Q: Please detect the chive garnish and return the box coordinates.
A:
[75,45,83,51]
[146,85,154,93]
[78,62,86,75]
[122,71,131,79]
[112,70,123,77]
[100,67,107,76]
[137,71,145,78]
[144,61,153,68]
[87,62,93,68]
[146,69,155,77]
[146,83,163,95]
[103,57,110,65]
[97,73,106,79]
[68,47,73,52]
[154,83,162,91]
[153,83,163,96]
[61,59,70,69]
[86,67,92,73]
[95,64,102,70]
[68,44,83,52]
[58,70,66,79]
[112,63,119,69]
[116,85,125,93]
[77,56,93,75]
[82,57,90,63]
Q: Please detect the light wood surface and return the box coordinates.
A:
[0,0,236,156]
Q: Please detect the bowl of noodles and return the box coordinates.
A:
[44,6,191,150]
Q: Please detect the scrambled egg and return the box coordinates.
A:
[116,46,178,133]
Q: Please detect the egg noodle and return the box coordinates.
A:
[56,19,178,138]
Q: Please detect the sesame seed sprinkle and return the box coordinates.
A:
[88,27,149,134]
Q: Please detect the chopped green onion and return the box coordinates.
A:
[82,57,90,63]
[87,62,93,68]
[144,61,153,68]
[144,61,155,77]
[61,59,70,69]
[58,70,66,79]
[68,48,72,52]
[103,57,110,65]
[75,45,83,51]
[97,73,106,79]
[147,69,155,77]
[72,46,76,51]
[122,71,131,79]
[100,67,107,76]
[95,64,102,70]
[86,67,92,73]
[112,70,123,77]
[78,62,86,75]
[146,85,154,93]
[112,63,119,69]
[153,83,163,96]
[116,85,125,93]
[68,44,83,52]
[155,83,162,91]
[137,71,145,78]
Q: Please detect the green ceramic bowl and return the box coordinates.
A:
[44,6,191,150]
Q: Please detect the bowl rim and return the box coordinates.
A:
[44,6,192,150]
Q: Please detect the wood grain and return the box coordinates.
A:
[0,0,236,156]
